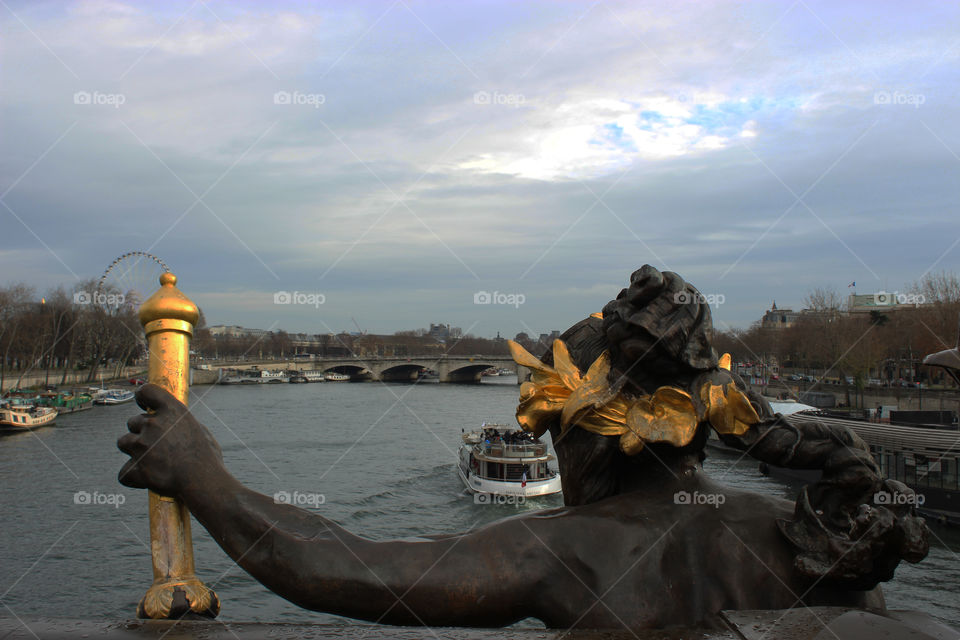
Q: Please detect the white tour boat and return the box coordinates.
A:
[324,372,350,382]
[458,424,562,497]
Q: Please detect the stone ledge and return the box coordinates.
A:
[0,619,731,640]
[1,609,954,640]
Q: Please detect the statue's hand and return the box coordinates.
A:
[776,428,929,590]
[117,383,224,498]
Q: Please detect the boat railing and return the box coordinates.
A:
[479,442,548,457]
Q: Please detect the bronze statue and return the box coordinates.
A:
[117,265,928,629]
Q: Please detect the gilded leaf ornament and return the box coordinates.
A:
[509,341,760,454]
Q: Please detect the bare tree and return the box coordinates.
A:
[911,270,960,304]
[0,284,36,391]
[804,287,843,313]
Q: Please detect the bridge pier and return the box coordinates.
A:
[516,364,530,385]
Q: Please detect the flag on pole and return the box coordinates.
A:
[848,282,856,288]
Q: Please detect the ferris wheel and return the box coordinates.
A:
[96,251,170,311]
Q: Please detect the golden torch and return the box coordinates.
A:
[136,272,219,619]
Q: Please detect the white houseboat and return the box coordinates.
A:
[0,405,58,431]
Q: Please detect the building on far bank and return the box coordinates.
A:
[847,292,926,314]
[537,331,561,352]
[208,325,269,338]
[757,291,930,331]
[760,302,802,330]
[428,323,462,341]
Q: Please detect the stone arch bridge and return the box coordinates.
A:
[213,356,530,384]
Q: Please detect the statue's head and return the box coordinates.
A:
[512,265,745,506]
[601,264,718,393]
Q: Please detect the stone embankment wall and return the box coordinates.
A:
[0,366,142,392]
[751,382,960,413]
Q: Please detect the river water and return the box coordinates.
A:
[1,377,958,628]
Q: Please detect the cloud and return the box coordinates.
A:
[1,0,959,337]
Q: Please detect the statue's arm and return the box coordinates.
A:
[715,385,886,527]
[711,378,927,588]
[118,384,547,626]
[718,407,880,475]
[184,476,543,625]
[710,375,878,474]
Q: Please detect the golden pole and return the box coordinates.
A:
[136,272,219,619]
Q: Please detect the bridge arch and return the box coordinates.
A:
[322,364,370,381]
[379,363,427,382]
[442,362,497,383]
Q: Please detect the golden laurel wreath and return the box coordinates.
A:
[509,339,760,454]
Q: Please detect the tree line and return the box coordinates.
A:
[712,271,960,389]
[0,279,144,390]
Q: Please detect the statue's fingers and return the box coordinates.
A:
[135,383,183,415]
[117,458,145,489]
[127,413,150,434]
[117,432,140,456]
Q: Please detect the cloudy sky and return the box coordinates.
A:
[2,0,958,339]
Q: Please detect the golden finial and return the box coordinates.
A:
[139,272,199,334]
